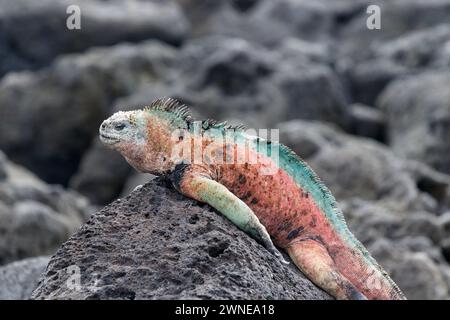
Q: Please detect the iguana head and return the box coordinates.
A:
[99,98,191,175]
[99,110,144,147]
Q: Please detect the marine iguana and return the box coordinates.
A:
[99,97,405,300]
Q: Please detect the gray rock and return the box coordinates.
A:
[0,151,91,265]
[175,37,279,127]
[278,38,333,66]
[272,62,350,129]
[120,173,155,198]
[374,24,450,70]
[278,120,448,211]
[254,0,334,41]
[175,37,350,128]
[439,212,450,262]
[0,0,188,76]
[405,161,450,212]
[0,41,177,185]
[340,58,408,106]
[185,0,334,46]
[347,104,386,141]
[336,2,450,104]
[0,256,49,300]
[231,0,263,12]
[0,152,7,181]
[339,24,450,105]
[378,70,450,175]
[338,0,450,61]
[441,237,450,262]
[440,212,450,238]
[369,238,450,299]
[341,200,443,246]
[69,140,132,205]
[175,0,233,35]
[31,178,331,300]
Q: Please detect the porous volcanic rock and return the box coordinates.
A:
[31,178,331,300]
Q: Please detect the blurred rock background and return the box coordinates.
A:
[1,0,450,299]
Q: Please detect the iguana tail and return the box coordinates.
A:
[286,237,406,300]
[333,238,406,300]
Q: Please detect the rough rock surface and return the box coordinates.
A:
[31,179,331,300]
[0,256,50,300]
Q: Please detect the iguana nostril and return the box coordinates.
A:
[101,122,106,129]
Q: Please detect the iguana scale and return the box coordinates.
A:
[99,97,405,300]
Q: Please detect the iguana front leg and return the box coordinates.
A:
[171,168,288,264]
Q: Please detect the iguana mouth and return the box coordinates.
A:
[100,133,120,144]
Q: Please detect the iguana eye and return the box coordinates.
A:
[115,123,126,131]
